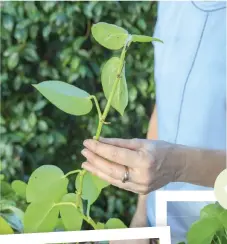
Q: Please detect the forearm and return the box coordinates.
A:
[175,145,226,187]
[130,194,148,227]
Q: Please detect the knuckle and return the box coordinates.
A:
[132,138,139,143]
[108,167,116,178]
[93,141,100,153]
[140,173,150,185]
[142,184,150,194]
[137,149,150,165]
[111,149,119,160]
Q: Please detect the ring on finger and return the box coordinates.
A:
[121,166,129,183]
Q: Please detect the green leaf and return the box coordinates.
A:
[101,57,128,116]
[0,199,16,210]
[105,218,127,229]
[0,174,4,180]
[75,172,109,205]
[3,15,14,32]
[132,35,163,43]
[24,201,59,233]
[187,217,222,244]
[91,22,128,50]
[1,181,15,197]
[75,172,100,205]
[0,216,14,234]
[59,193,83,231]
[8,53,19,70]
[92,174,110,190]
[71,57,80,71]
[11,180,27,198]
[55,218,65,231]
[97,222,105,229]
[200,203,227,229]
[4,45,21,57]
[14,27,28,43]
[1,212,23,233]
[219,211,227,229]
[33,81,93,116]
[1,204,25,228]
[26,165,68,203]
[23,47,39,62]
[200,203,225,219]
[6,206,24,223]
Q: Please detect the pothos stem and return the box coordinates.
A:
[64,169,81,178]
[94,38,131,140]
[76,36,132,229]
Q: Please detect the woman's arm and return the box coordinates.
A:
[175,145,226,187]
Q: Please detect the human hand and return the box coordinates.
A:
[81,138,183,194]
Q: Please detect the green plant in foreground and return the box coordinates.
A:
[0,22,162,234]
[179,202,227,244]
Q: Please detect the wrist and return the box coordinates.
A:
[160,142,187,183]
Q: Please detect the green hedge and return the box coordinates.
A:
[1,1,157,226]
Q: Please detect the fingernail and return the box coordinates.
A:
[83,139,91,147]
[81,149,88,157]
[81,162,87,169]
[81,162,88,170]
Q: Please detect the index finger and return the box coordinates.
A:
[83,139,143,168]
[99,137,146,150]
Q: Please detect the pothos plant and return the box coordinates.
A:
[0,22,163,234]
[0,22,226,244]
[178,202,227,244]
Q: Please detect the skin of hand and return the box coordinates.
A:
[81,138,182,195]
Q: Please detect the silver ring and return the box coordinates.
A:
[122,166,129,183]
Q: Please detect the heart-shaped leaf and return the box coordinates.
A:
[24,201,59,233]
[132,35,163,43]
[92,174,110,190]
[55,218,65,231]
[59,193,83,231]
[105,218,127,229]
[187,217,222,244]
[0,216,14,234]
[219,211,227,229]
[92,22,128,50]
[33,81,93,116]
[75,172,100,205]
[26,165,68,203]
[75,171,109,206]
[97,222,105,229]
[101,57,128,116]
[200,203,225,219]
[11,180,27,198]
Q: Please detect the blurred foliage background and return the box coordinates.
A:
[0,1,157,228]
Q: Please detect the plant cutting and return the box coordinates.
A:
[0,21,226,244]
[0,22,162,234]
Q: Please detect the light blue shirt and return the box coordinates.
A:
[147,1,226,243]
